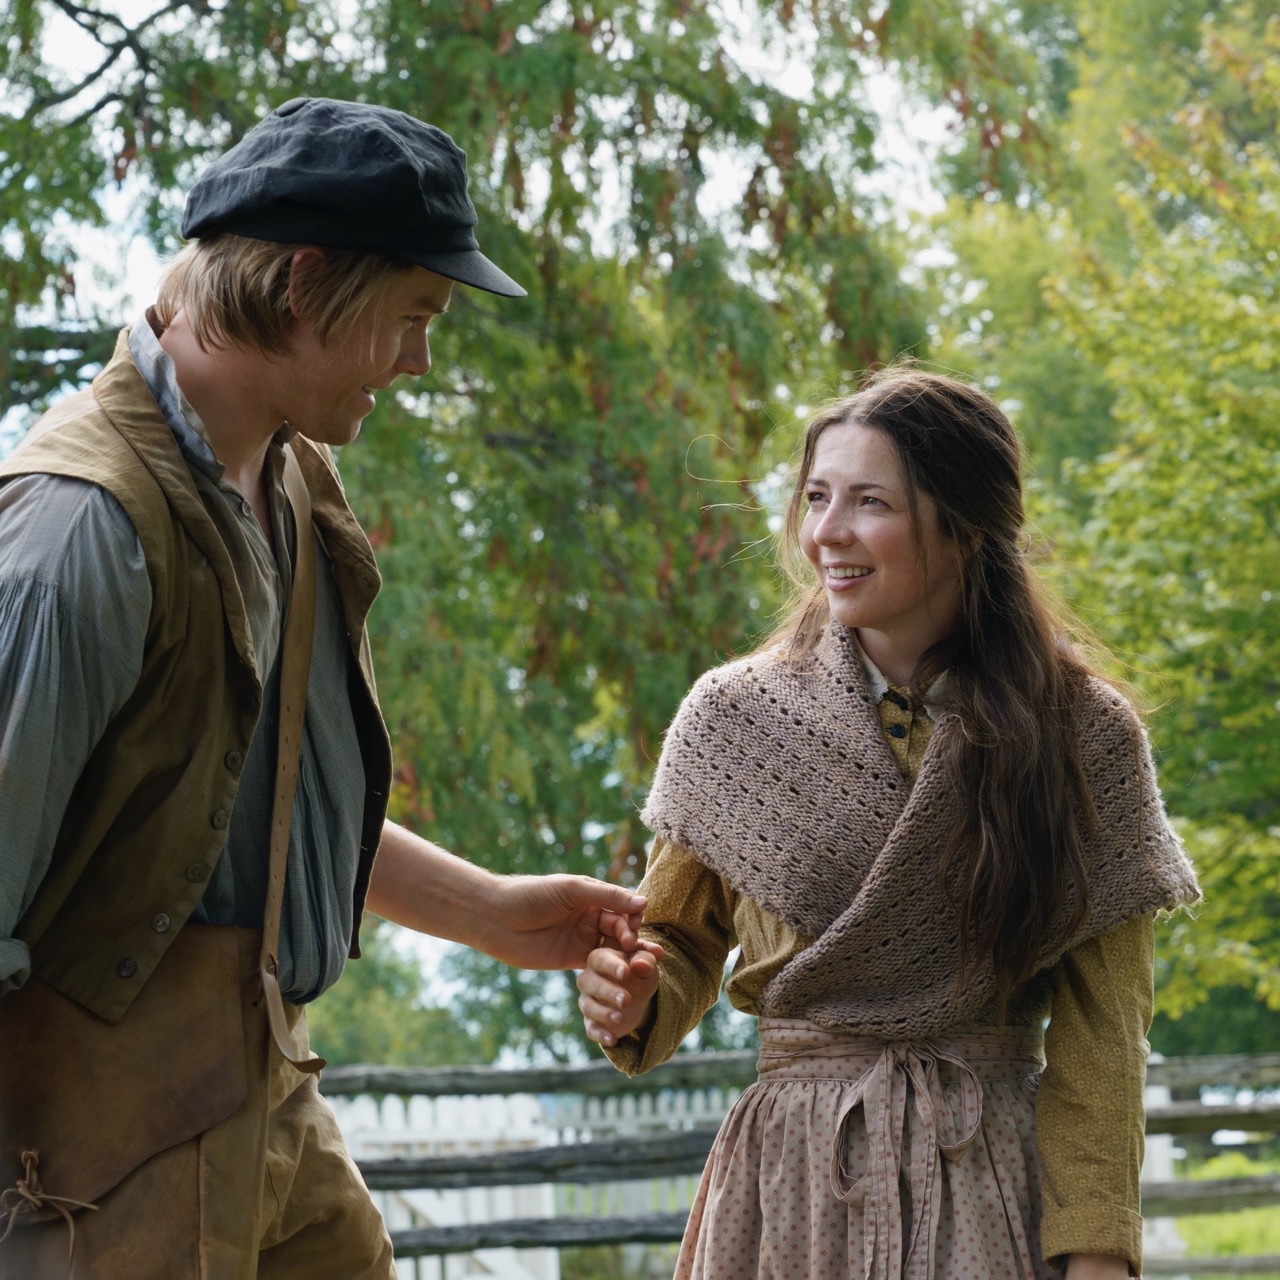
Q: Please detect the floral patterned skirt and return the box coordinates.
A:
[675,1018,1055,1280]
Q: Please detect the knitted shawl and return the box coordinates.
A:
[641,624,1200,1039]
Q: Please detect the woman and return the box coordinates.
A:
[577,368,1200,1279]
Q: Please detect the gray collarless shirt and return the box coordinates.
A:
[0,318,368,1001]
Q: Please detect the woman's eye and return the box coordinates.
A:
[806,491,826,507]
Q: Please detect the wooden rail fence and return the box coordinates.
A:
[320,1051,1280,1268]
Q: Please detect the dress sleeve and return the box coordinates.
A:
[1037,911,1155,1275]
[602,836,737,1076]
[0,474,150,990]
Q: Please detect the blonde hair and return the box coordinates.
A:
[154,234,414,353]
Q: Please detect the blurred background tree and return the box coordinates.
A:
[2,0,1275,1061]
[924,1,1280,1055]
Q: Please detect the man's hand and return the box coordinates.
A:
[366,820,647,969]
[478,873,649,970]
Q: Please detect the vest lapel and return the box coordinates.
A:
[91,333,258,679]
[291,436,381,658]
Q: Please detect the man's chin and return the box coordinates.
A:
[295,420,363,448]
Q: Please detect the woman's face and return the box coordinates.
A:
[799,420,965,685]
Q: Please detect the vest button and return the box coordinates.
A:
[185,862,209,882]
[224,750,244,771]
[211,809,228,830]
[117,957,138,979]
[888,723,907,739]
[152,913,172,934]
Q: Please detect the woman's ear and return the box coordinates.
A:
[947,529,982,581]
[286,247,326,321]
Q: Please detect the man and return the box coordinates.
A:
[0,98,645,1278]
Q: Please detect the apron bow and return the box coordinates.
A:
[828,1040,988,1280]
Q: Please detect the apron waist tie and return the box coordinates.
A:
[827,1040,985,1280]
[756,1019,1045,1280]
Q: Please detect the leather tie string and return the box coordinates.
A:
[827,1040,1017,1280]
[0,1149,98,1279]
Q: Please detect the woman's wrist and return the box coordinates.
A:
[1063,1253,1131,1280]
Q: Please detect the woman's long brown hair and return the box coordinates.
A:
[766,366,1101,1013]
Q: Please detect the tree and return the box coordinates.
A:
[307,916,492,1066]
[3,0,1065,1059]
[1029,13,1280,1041]
[921,0,1261,484]
[925,4,1280,1044]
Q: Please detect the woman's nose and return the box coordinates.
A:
[813,503,851,545]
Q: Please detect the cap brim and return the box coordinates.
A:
[399,248,527,298]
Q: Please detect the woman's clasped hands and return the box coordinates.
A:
[577,936,664,1048]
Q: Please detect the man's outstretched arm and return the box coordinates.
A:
[365,819,646,970]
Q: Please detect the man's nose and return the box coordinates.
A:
[396,329,431,378]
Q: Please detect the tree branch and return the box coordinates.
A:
[32,0,197,118]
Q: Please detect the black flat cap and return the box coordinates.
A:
[182,97,526,298]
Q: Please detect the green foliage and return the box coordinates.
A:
[1176,1152,1280,1276]
[1,0,1071,1060]
[1153,819,1280,1021]
[560,1242,679,1280]
[14,0,1277,1067]
[926,7,1280,1044]
[1047,17,1280,827]
[1,0,1065,886]
[307,917,489,1066]
[919,198,1118,482]
[1149,983,1280,1058]
[1038,16,1280,1032]
[923,1,1278,481]
[434,949,588,1063]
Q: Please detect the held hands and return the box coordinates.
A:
[481,873,649,971]
[577,938,664,1048]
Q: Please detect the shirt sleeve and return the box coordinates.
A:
[0,474,150,990]
[1037,912,1155,1275]
[603,837,738,1076]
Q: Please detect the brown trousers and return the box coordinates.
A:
[0,928,394,1280]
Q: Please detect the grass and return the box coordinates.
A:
[1171,1151,1280,1278]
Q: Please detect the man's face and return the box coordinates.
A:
[282,265,455,446]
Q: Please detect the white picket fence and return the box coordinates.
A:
[333,1090,560,1280]
[330,1080,747,1279]
[1145,1076,1191,1274]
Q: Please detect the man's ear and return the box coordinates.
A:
[286,247,326,321]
